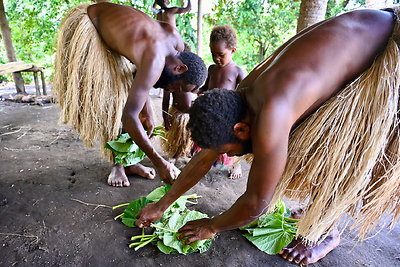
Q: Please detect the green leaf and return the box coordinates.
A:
[244,230,294,255]
[121,197,151,227]
[146,186,169,202]
[156,240,175,254]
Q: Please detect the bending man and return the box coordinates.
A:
[136,8,400,264]
[53,2,207,187]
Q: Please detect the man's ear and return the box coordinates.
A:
[233,122,250,140]
[231,47,237,54]
[174,63,188,74]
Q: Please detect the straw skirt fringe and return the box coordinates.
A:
[161,106,193,158]
[52,4,134,161]
[267,9,400,244]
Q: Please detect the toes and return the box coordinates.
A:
[287,250,299,262]
[123,180,130,187]
[293,254,303,264]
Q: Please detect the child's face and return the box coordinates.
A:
[210,41,236,67]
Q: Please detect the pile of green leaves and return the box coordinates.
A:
[113,185,213,254]
[105,126,166,167]
[240,200,299,255]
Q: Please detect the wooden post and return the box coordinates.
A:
[33,71,40,96]
[40,70,47,95]
[196,0,203,56]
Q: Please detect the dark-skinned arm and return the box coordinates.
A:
[136,149,219,227]
[162,89,172,130]
[197,67,211,95]
[177,98,293,243]
[122,54,176,184]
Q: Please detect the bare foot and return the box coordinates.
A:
[108,164,130,187]
[229,164,242,179]
[279,226,340,265]
[124,163,156,180]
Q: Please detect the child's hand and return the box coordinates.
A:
[163,117,172,131]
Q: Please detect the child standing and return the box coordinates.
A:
[195,25,246,179]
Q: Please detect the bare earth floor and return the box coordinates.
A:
[0,89,399,266]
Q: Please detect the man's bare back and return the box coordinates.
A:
[87,2,183,65]
[241,9,394,126]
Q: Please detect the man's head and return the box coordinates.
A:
[187,88,252,156]
[154,51,207,92]
[210,25,237,67]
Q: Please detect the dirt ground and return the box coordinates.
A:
[0,87,400,266]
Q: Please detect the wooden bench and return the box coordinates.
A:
[0,61,47,95]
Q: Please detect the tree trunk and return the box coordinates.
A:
[296,0,328,33]
[0,0,25,94]
[196,0,203,56]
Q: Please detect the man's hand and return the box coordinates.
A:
[157,160,178,184]
[136,202,164,228]
[140,115,155,138]
[177,218,217,244]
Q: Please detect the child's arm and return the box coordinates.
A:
[197,65,212,95]
[162,89,172,130]
[236,66,247,89]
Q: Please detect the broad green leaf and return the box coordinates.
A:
[156,240,175,254]
[121,197,151,227]
[244,230,294,255]
[146,186,169,202]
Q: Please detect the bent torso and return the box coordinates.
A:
[87,2,182,64]
[240,9,394,127]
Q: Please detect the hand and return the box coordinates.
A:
[157,160,177,184]
[135,202,164,228]
[163,116,171,131]
[177,218,217,244]
[141,116,155,138]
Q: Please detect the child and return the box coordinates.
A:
[195,25,246,179]
[161,43,196,164]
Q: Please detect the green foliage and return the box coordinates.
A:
[104,126,166,167]
[326,0,365,18]
[240,200,299,255]
[113,185,212,254]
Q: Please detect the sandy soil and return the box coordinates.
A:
[0,89,399,266]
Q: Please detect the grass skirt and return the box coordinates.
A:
[268,9,400,243]
[161,106,193,158]
[52,4,134,161]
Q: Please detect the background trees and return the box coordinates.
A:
[0,0,382,85]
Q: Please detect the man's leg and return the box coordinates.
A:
[108,163,155,187]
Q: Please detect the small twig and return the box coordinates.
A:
[16,127,31,140]
[0,128,21,136]
[0,232,39,244]
[71,198,113,210]
[49,134,60,145]
[4,146,41,151]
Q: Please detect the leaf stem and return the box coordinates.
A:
[112,203,129,210]
[150,223,176,233]
[113,213,124,220]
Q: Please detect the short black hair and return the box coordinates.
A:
[210,25,237,49]
[178,52,207,90]
[187,89,246,148]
